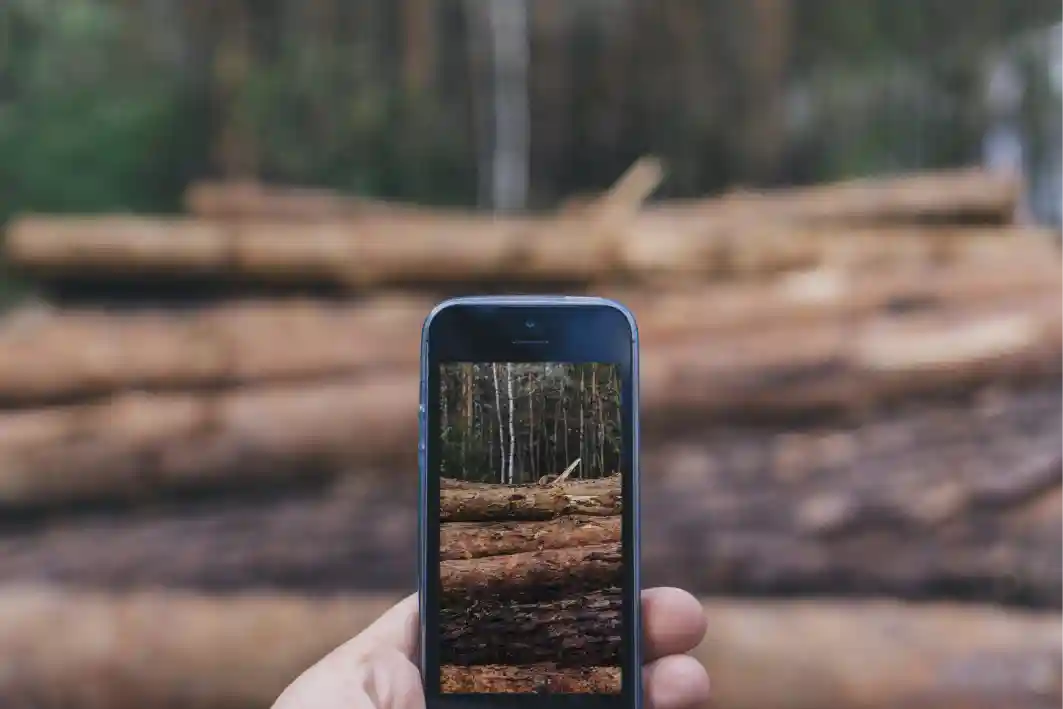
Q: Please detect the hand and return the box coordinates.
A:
[273,587,710,709]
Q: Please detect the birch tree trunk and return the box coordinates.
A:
[487,0,529,211]
[506,362,515,483]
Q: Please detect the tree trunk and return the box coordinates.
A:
[506,362,515,483]
[440,515,621,560]
[0,256,1055,408]
[440,543,621,603]
[7,219,1054,289]
[0,296,426,406]
[487,0,530,212]
[652,166,1023,225]
[0,589,1057,709]
[441,665,621,694]
[579,366,585,479]
[0,376,418,508]
[177,167,1023,226]
[440,591,621,665]
[440,481,621,522]
[493,363,505,483]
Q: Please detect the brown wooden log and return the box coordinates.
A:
[0,385,1055,606]
[610,259,1062,345]
[0,588,1058,709]
[6,213,1056,287]
[0,258,1055,406]
[440,481,622,522]
[441,516,622,560]
[640,295,1062,420]
[441,665,621,694]
[0,296,426,405]
[700,598,1061,709]
[440,591,621,665]
[0,587,397,709]
[0,298,1056,509]
[440,543,622,604]
[0,375,418,507]
[652,167,1023,225]
[186,168,1020,226]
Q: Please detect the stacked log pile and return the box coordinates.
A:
[0,588,1057,709]
[0,163,1059,708]
[438,474,623,693]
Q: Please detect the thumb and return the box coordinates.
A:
[272,595,422,709]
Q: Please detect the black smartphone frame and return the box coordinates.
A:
[418,295,640,709]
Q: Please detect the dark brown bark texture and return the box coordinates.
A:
[440,665,621,694]
[440,544,622,604]
[441,516,622,560]
[439,591,621,665]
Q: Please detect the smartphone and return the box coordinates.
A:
[419,295,640,709]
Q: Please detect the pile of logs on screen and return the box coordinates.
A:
[439,475,623,693]
[0,163,1058,709]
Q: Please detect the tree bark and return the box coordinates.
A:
[0,296,425,406]
[181,167,1021,226]
[440,515,621,560]
[440,482,621,522]
[493,363,505,483]
[0,260,1054,408]
[0,588,1057,709]
[440,543,621,603]
[6,217,1054,288]
[0,376,418,508]
[0,298,1056,509]
[441,665,621,694]
[653,166,1023,225]
[506,361,515,484]
[440,591,621,665]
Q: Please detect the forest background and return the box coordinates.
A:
[0,0,1060,309]
[439,363,620,485]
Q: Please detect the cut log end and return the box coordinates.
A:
[440,665,621,694]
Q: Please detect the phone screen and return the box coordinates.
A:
[421,298,638,707]
[436,361,624,695]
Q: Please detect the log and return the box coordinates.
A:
[186,168,1020,226]
[0,297,1056,509]
[0,376,418,507]
[439,543,622,604]
[440,516,622,560]
[6,213,1056,287]
[612,259,1062,345]
[652,167,1023,225]
[0,258,1056,406]
[0,386,1055,606]
[641,295,1062,420]
[439,591,621,665]
[440,482,622,522]
[440,665,621,694]
[0,296,426,405]
[0,588,1058,709]
[0,587,397,709]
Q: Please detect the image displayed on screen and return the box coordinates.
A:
[438,362,623,695]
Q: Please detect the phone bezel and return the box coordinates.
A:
[419,296,640,709]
